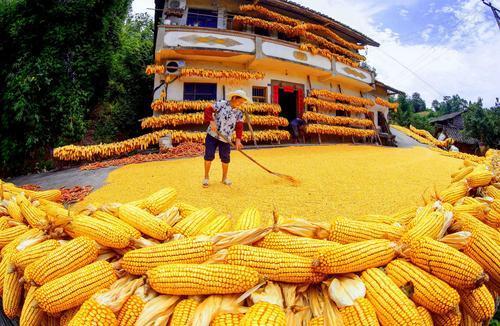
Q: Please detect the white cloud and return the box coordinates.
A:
[132,0,154,17]
[399,9,409,17]
[420,24,434,42]
[291,0,500,107]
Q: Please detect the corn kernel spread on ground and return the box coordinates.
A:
[80,145,462,221]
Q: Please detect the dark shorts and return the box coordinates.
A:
[204,134,231,163]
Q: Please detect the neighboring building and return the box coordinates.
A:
[429,110,479,153]
[149,0,400,144]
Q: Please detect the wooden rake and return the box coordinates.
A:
[215,130,298,185]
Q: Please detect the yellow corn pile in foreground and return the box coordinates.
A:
[0,149,498,325]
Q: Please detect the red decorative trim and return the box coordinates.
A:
[272,85,280,104]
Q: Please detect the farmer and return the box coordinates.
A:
[290,117,306,143]
[202,90,251,187]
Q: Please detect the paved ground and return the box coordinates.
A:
[7,130,423,191]
[390,126,427,148]
[9,166,117,190]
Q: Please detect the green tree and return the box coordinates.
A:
[432,95,468,115]
[463,100,500,148]
[93,13,154,142]
[0,0,131,176]
[410,92,426,113]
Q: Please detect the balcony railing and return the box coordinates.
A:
[157,25,374,86]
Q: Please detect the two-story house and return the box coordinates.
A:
[147,0,399,144]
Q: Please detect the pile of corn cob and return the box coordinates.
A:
[0,150,498,325]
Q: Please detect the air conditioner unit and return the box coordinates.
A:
[167,0,186,9]
[164,60,186,74]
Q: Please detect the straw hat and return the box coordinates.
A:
[227,89,252,103]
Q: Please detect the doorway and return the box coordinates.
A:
[271,81,305,124]
[279,88,298,122]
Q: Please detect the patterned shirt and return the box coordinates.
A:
[204,100,244,143]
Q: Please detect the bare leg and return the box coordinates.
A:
[204,160,212,179]
[222,163,229,181]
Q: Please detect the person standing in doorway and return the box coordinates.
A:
[202,90,251,187]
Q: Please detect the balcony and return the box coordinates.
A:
[156,25,374,89]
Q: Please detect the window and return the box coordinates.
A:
[184,83,217,101]
[254,27,270,37]
[186,8,218,28]
[252,86,267,103]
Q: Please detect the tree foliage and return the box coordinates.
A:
[431,95,468,115]
[463,100,500,148]
[0,1,154,176]
[389,93,434,132]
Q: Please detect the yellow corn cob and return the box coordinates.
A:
[6,200,23,222]
[199,214,232,236]
[437,182,469,204]
[360,268,422,325]
[28,236,98,285]
[416,306,433,326]
[460,310,482,326]
[24,189,62,202]
[386,259,459,313]
[451,212,500,245]
[451,166,474,182]
[65,214,132,249]
[459,197,483,205]
[308,316,324,326]
[353,214,398,225]
[0,217,11,230]
[460,228,500,286]
[340,298,379,326]
[484,205,499,227]
[1,228,44,255]
[170,298,199,326]
[3,258,23,318]
[402,211,448,243]
[67,299,117,326]
[34,260,117,314]
[234,208,262,230]
[0,224,29,247]
[255,231,340,258]
[453,204,489,221]
[328,218,402,243]
[176,202,198,218]
[122,237,214,275]
[116,285,156,326]
[0,251,14,294]
[20,286,45,326]
[240,301,286,326]
[18,196,49,229]
[172,207,217,236]
[142,187,177,215]
[59,307,79,326]
[466,169,493,188]
[464,159,478,167]
[313,239,397,274]
[225,244,324,283]
[91,210,141,240]
[432,308,462,326]
[211,313,244,326]
[389,206,417,225]
[405,237,486,289]
[483,185,499,199]
[118,204,172,240]
[458,285,495,322]
[147,263,260,295]
[408,204,435,229]
[12,239,59,271]
[117,295,144,326]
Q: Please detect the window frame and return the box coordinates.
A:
[252,86,268,103]
[183,83,217,101]
[186,8,218,28]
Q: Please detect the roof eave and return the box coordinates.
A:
[261,0,380,47]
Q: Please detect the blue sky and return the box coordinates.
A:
[132,0,500,106]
